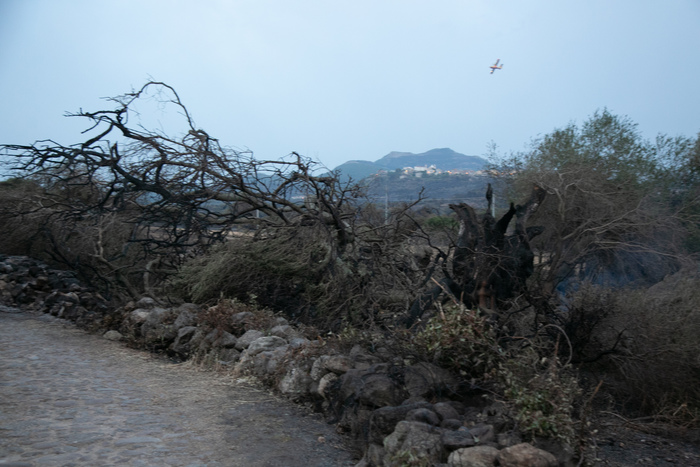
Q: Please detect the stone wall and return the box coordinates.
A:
[0,255,573,467]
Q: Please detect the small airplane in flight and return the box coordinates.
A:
[490,59,503,74]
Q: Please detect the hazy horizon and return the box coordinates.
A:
[1,1,698,171]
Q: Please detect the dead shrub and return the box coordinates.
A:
[171,220,427,331]
[560,282,620,365]
[171,227,336,320]
[585,269,700,422]
[0,178,149,301]
[196,298,276,334]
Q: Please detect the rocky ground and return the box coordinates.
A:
[586,413,700,466]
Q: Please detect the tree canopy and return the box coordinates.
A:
[490,109,699,297]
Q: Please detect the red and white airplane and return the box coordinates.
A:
[489,59,503,74]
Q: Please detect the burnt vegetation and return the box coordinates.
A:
[2,82,700,440]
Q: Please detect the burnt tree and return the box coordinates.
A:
[406,184,545,327]
[0,82,366,299]
[0,82,431,322]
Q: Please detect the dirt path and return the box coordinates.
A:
[0,307,356,466]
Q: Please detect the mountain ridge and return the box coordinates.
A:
[333,148,487,181]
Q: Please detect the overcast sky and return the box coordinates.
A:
[1,0,699,171]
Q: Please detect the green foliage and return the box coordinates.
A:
[490,109,691,297]
[406,303,580,442]
[386,449,433,467]
[411,304,503,380]
[423,215,458,231]
[654,132,700,253]
[502,109,658,189]
[499,348,581,443]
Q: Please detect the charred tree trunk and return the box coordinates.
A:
[405,184,545,328]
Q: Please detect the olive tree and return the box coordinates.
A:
[493,109,688,299]
[486,109,699,364]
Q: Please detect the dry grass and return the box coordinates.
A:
[580,269,700,423]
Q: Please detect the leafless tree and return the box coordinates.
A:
[0,82,368,297]
[1,82,429,316]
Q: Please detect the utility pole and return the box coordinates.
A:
[384,173,389,225]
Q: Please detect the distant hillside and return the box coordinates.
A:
[333,148,487,181]
[332,160,383,182]
[364,172,492,209]
[374,148,487,171]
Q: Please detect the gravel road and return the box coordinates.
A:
[0,307,356,466]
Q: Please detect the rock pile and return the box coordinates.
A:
[0,255,573,466]
[0,255,110,330]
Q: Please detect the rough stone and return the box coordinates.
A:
[383,421,445,466]
[173,306,198,329]
[368,402,434,445]
[311,355,331,381]
[469,424,495,444]
[279,367,313,396]
[434,401,462,421]
[404,362,459,399]
[497,432,522,449]
[188,328,207,352]
[406,407,441,426]
[210,330,238,349]
[245,336,288,356]
[533,438,576,466]
[273,316,289,326]
[235,329,265,350]
[447,445,500,467]
[129,309,151,325]
[270,324,298,340]
[140,307,178,345]
[317,371,339,399]
[103,330,124,341]
[441,429,477,451]
[210,347,241,364]
[496,443,558,467]
[348,344,382,370]
[441,418,465,430]
[135,296,158,309]
[288,336,311,348]
[340,365,407,409]
[237,344,289,377]
[365,443,386,467]
[169,326,199,357]
[325,355,353,374]
[231,311,255,331]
